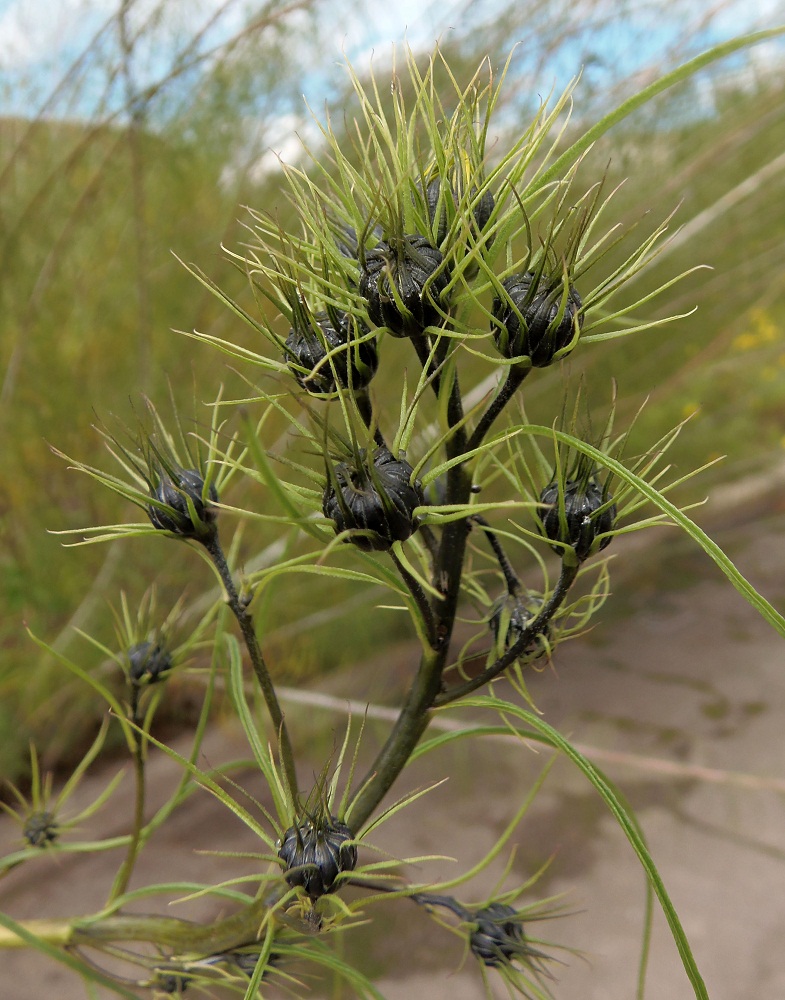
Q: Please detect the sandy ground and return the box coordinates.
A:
[2,479,785,1000]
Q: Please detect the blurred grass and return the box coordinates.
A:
[1,0,784,785]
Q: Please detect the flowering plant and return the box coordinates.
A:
[3,35,785,1000]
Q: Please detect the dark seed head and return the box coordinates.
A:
[540,478,616,561]
[148,468,218,540]
[421,177,495,276]
[127,640,172,684]
[489,594,548,657]
[278,816,357,901]
[333,221,383,261]
[323,445,423,551]
[284,310,378,395]
[23,810,59,848]
[154,972,190,995]
[359,234,451,337]
[492,271,582,367]
[470,903,526,967]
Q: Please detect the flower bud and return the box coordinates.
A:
[489,594,548,657]
[148,467,218,539]
[323,446,423,551]
[492,271,582,367]
[540,478,616,561]
[421,178,494,275]
[127,640,172,684]
[284,310,378,395]
[470,903,526,967]
[278,816,357,900]
[23,810,59,848]
[359,234,451,337]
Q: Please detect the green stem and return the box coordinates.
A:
[0,896,273,955]
[203,537,298,803]
[435,561,579,705]
[106,716,146,903]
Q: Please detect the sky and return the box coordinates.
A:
[0,0,782,125]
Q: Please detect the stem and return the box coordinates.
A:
[0,897,273,954]
[435,561,579,705]
[410,331,441,394]
[467,366,528,454]
[471,515,521,595]
[203,536,298,803]
[107,711,146,903]
[355,389,385,448]
[389,550,438,650]
[350,370,473,828]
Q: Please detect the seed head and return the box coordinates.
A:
[323,446,423,551]
[470,903,527,967]
[278,816,357,901]
[23,810,59,848]
[284,309,378,395]
[492,271,582,367]
[359,234,451,337]
[127,640,172,685]
[540,478,616,561]
[147,467,218,540]
[489,595,548,656]
[422,177,495,250]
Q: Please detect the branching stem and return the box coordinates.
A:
[467,366,528,454]
[434,560,579,705]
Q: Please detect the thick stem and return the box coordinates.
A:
[0,896,272,954]
[203,537,298,803]
[350,430,473,828]
[434,560,579,705]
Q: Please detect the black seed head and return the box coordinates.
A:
[492,271,582,367]
[23,810,59,848]
[284,310,378,395]
[422,177,494,241]
[148,467,218,540]
[540,478,616,561]
[470,903,526,967]
[127,640,173,684]
[359,234,451,337]
[323,446,423,551]
[154,972,190,995]
[489,594,548,656]
[278,816,357,900]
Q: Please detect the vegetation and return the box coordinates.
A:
[0,2,784,997]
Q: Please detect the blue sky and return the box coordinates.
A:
[0,0,782,124]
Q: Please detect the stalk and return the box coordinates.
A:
[434,561,579,705]
[203,536,298,803]
[350,336,473,828]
